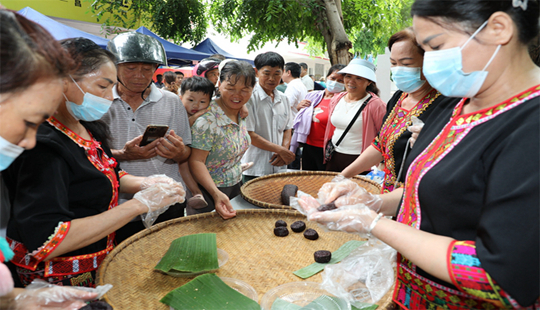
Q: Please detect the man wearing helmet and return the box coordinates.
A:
[102,32,192,243]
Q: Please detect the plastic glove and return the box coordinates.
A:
[12,280,100,310]
[139,174,176,190]
[319,176,358,204]
[309,205,378,237]
[408,116,424,148]
[318,176,382,212]
[290,191,321,216]
[134,182,186,228]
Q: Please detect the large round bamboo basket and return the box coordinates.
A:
[241,171,381,209]
[96,209,395,309]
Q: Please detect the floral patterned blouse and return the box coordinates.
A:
[191,100,251,187]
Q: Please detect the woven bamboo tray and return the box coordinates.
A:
[241,171,381,209]
[96,209,395,309]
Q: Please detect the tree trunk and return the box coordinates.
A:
[323,0,352,65]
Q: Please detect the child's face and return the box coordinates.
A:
[180,90,211,116]
[205,69,219,86]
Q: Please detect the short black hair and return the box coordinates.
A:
[180,76,215,98]
[220,60,256,88]
[326,64,346,77]
[411,0,540,45]
[299,62,308,70]
[174,71,184,77]
[284,62,301,78]
[254,51,284,70]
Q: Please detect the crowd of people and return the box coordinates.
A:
[0,0,538,308]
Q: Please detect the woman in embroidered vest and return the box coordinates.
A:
[310,0,540,308]
[340,29,461,193]
[322,59,387,173]
[3,38,185,288]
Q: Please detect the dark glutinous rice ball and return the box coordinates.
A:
[275,220,287,228]
[314,250,332,263]
[291,221,306,232]
[274,226,289,237]
[303,228,319,240]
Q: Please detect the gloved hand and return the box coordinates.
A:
[134,182,186,228]
[140,174,176,190]
[309,205,379,237]
[318,176,382,212]
[12,280,98,310]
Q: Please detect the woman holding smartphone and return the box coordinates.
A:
[3,38,185,288]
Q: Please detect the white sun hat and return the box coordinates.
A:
[338,59,377,83]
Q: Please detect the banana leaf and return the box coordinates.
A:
[293,240,365,279]
[160,273,261,310]
[155,233,218,274]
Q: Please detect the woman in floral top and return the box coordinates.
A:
[189,61,256,219]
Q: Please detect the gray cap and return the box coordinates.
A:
[107,32,167,66]
[338,59,377,83]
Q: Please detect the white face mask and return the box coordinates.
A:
[0,135,24,171]
[326,79,345,93]
[422,21,501,98]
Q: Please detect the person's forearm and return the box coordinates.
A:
[378,188,403,216]
[189,159,220,198]
[175,145,191,164]
[342,145,383,178]
[111,149,127,161]
[179,162,202,196]
[249,132,283,153]
[119,174,145,194]
[282,129,292,149]
[371,217,453,283]
[0,288,21,310]
[46,200,145,260]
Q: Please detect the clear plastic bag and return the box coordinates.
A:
[12,279,112,310]
[320,239,397,308]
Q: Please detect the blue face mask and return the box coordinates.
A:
[0,135,24,171]
[64,76,113,121]
[422,21,501,98]
[326,79,345,93]
[391,67,426,93]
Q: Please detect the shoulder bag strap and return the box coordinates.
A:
[335,95,372,147]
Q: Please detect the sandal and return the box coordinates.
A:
[187,194,208,209]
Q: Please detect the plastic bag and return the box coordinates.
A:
[12,279,112,310]
[320,239,396,308]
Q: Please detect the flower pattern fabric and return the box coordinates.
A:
[191,100,251,187]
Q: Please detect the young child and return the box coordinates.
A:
[179,76,216,210]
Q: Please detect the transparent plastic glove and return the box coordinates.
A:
[407,116,424,148]
[318,177,382,212]
[319,176,358,204]
[11,279,107,310]
[309,204,377,237]
[140,174,176,190]
[134,183,186,228]
[290,191,321,216]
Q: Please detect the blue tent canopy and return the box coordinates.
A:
[194,38,254,64]
[134,26,212,63]
[18,7,109,48]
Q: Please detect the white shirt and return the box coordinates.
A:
[301,75,314,91]
[330,94,370,155]
[284,78,308,114]
[242,83,293,177]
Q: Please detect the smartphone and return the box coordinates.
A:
[140,125,169,146]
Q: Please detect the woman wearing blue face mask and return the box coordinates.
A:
[340,28,460,193]
[310,0,539,308]
[2,37,185,288]
[289,64,346,171]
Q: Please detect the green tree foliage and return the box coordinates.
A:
[91,0,412,63]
